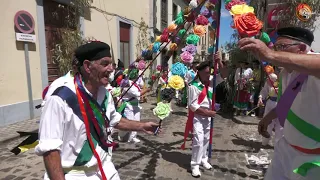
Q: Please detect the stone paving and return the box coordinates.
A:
[0,99,273,180]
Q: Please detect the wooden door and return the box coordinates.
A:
[43,0,77,83]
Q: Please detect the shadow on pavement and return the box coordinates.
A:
[231,134,274,153]
[212,164,262,179]
[171,111,188,117]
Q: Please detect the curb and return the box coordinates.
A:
[232,116,260,125]
[0,128,39,144]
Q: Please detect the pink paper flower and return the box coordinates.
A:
[180,51,194,64]
[138,60,146,70]
[157,65,162,71]
[225,0,245,11]
[196,15,209,26]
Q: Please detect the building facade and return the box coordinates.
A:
[0,0,151,126]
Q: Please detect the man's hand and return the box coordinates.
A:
[140,122,160,134]
[238,38,274,61]
[214,50,222,62]
[258,116,273,138]
[258,98,264,107]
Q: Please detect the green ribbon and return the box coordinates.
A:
[191,81,212,99]
[293,161,320,177]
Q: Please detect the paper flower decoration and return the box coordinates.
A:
[153,102,171,120]
[182,44,197,55]
[194,25,207,37]
[214,103,221,111]
[170,43,178,51]
[201,9,210,16]
[120,79,129,87]
[175,16,184,25]
[175,36,181,44]
[186,34,200,45]
[128,69,139,79]
[111,87,121,97]
[152,42,161,52]
[142,50,148,57]
[233,12,263,37]
[180,51,194,64]
[183,6,192,17]
[265,65,274,74]
[196,15,209,25]
[225,0,245,11]
[189,0,198,8]
[160,35,169,42]
[160,88,176,102]
[148,44,153,50]
[178,29,186,38]
[230,4,254,16]
[205,2,215,10]
[260,32,271,44]
[208,46,214,54]
[155,36,161,42]
[168,23,177,33]
[171,62,188,77]
[156,65,162,71]
[138,60,146,70]
[168,75,185,90]
[123,69,128,75]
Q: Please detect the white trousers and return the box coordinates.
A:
[265,137,320,180]
[44,160,120,180]
[191,117,210,167]
[118,107,140,141]
[262,99,283,145]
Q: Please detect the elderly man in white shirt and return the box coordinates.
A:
[35,41,159,180]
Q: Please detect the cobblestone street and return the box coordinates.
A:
[0,100,273,180]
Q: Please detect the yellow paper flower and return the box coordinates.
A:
[170,43,178,51]
[230,4,254,16]
[148,44,153,50]
[155,36,161,42]
[168,75,185,90]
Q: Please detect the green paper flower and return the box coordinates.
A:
[128,69,139,80]
[123,69,128,75]
[175,16,184,26]
[225,0,231,4]
[153,102,171,120]
[186,34,200,45]
[178,29,186,38]
[260,32,271,44]
[111,87,121,97]
[177,11,184,18]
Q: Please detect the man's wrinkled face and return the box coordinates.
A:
[198,66,210,84]
[87,57,114,86]
[274,37,302,53]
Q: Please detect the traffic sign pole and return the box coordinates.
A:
[24,42,34,119]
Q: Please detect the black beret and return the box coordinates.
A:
[196,60,211,71]
[277,27,314,46]
[75,41,111,64]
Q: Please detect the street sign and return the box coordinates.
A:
[16,33,36,43]
[267,7,288,29]
[14,10,35,34]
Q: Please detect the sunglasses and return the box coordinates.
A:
[273,43,300,51]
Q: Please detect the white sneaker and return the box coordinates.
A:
[202,162,212,170]
[251,113,256,117]
[128,137,141,143]
[117,136,122,142]
[191,166,201,178]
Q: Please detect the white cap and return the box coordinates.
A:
[268,73,277,82]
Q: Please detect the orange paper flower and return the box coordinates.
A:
[170,43,178,51]
[193,25,207,37]
[233,12,263,37]
[265,65,274,74]
[168,23,177,33]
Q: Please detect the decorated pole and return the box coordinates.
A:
[208,0,222,159]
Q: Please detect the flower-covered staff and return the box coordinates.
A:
[153,102,171,135]
[35,42,159,180]
[117,68,151,143]
[181,60,226,178]
[258,73,283,146]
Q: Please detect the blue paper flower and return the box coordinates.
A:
[171,62,188,77]
[142,50,148,57]
[153,42,161,53]
[208,46,214,54]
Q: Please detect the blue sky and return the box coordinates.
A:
[219,1,235,47]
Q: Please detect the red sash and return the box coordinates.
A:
[132,83,141,92]
[181,84,208,149]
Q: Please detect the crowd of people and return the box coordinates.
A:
[33,26,320,180]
